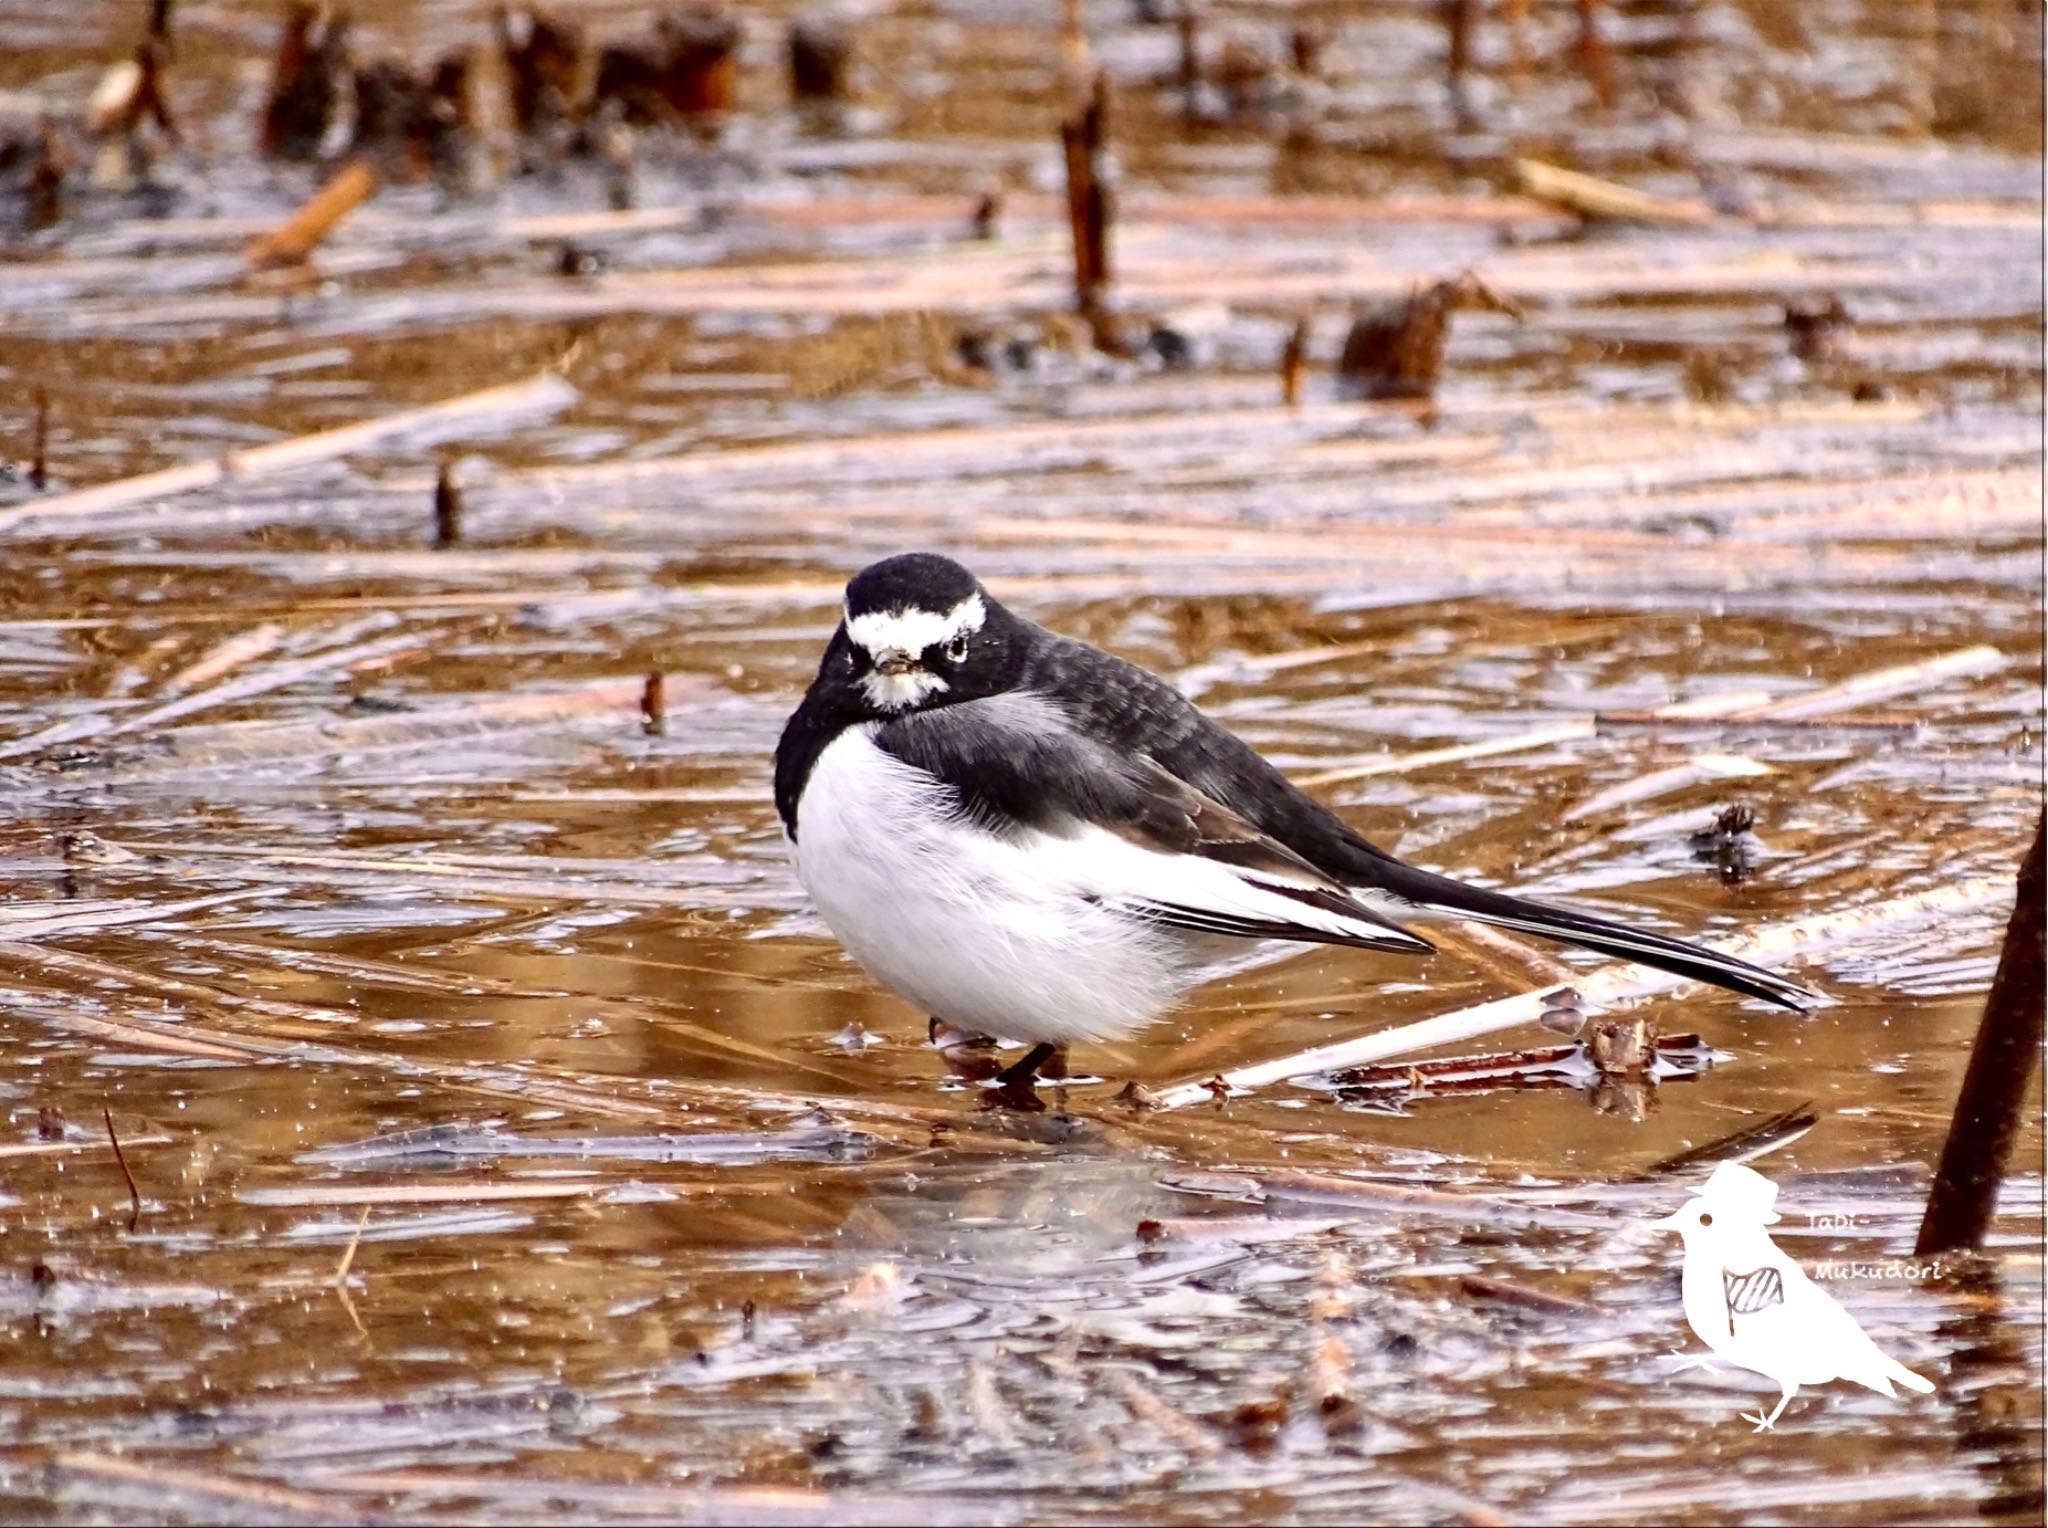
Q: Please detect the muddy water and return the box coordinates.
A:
[0,0,2042,1523]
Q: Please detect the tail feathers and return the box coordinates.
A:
[1361,861,1819,1011]
[1884,1357,1937,1395]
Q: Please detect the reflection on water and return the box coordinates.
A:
[0,0,2041,1520]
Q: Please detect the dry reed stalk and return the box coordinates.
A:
[1432,919,1580,987]
[1444,0,1476,112]
[1296,721,1594,788]
[1298,643,2006,787]
[1061,69,1113,319]
[103,1105,142,1220]
[1916,816,2044,1255]
[0,1134,172,1160]
[1734,644,2006,720]
[0,371,575,533]
[1146,874,2017,1109]
[19,1007,259,1062]
[1242,1169,1608,1227]
[0,890,260,942]
[159,623,290,693]
[1104,1370,1223,1457]
[1573,0,1617,107]
[965,1360,1021,1447]
[1514,158,1712,224]
[1133,1215,1351,1244]
[233,241,1908,328]
[1545,1467,1972,1521]
[432,460,462,547]
[1279,315,1309,405]
[238,1180,619,1206]
[29,386,48,490]
[303,1470,935,1520]
[1565,753,1776,820]
[246,158,377,267]
[104,629,431,737]
[88,849,768,915]
[51,1453,364,1523]
[1457,1274,1596,1316]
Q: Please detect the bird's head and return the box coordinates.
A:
[815,553,1015,717]
[1652,1164,1783,1241]
[1650,1197,1724,1242]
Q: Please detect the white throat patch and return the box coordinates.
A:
[860,667,947,710]
[844,593,986,659]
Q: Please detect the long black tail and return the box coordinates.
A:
[1360,860,1818,1011]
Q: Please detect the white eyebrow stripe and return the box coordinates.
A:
[844,594,986,655]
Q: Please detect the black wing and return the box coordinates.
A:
[1008,625,1817,1011]
[876,695,1432,955]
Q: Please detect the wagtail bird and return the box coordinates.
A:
[775,554,1817,1090]
[1656,1162,1934,1430]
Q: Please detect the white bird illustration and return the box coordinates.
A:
[1653,1160,1936,1431]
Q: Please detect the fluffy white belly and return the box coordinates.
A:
[791,726,1199,1045]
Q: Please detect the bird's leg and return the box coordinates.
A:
[1741,1385,1797,1432]
[992,1041,1060,1091]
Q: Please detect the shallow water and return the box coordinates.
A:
[0,0,2041,1522]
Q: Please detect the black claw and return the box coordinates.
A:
[992,1041,1059,1090]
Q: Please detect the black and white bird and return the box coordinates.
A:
[775,553,1817,1089]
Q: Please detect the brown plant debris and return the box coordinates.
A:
[349,51,475,183]
[246,158,377,268]
[432,460,463,547]
[789,15,852,103]
[261,1,350,160]
[1061,69,1114,321]
[497,4,587,141]
[594,4,740,125]
[1336,273,1521,402]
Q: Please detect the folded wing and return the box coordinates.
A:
[878,696,1434,957]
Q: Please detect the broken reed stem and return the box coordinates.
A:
[1146,873,2018,1109]
[247,157,377,268]
[51,1453,356,1522]
[1280,316,1309,406]
[1444,0,1475,117]
[28,386,50,490]
[1061,69,1112,320]
[103,1105,142,1221]
[0,370,575,533]
[640,670,666,734]
[1514,157,1712,225]
[333,1205,371,1282]
[1915,815,2044,1255]
[1574,0,1616,108]
[1298,643,2005,787]
[63,676,657,782]
[432,460,462,547]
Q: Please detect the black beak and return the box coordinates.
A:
[875,652,918,676]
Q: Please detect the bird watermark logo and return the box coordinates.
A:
[1654,1160,1936,1431]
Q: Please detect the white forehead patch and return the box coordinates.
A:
[844,594,986,658]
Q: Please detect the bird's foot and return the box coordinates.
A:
[1741,1410,1777,1432]
[1665,1349,1719,1374]
[978,1076,1048,1114]
[989,1041,1062,1090]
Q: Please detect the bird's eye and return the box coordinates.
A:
[945,635,968,663]
[1698,1211,1714,1228]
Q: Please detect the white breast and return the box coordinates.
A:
[790,725,1197,1045]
